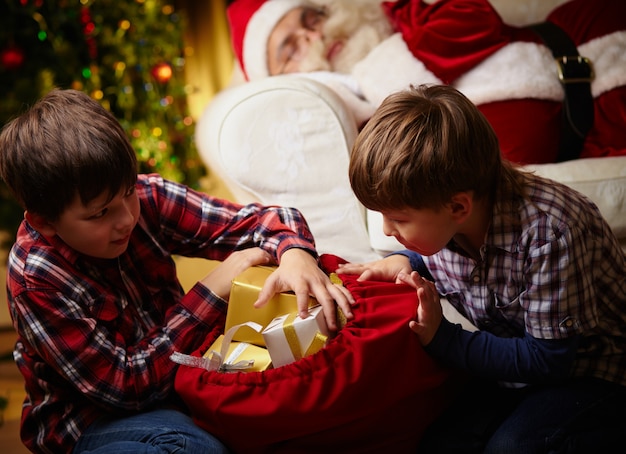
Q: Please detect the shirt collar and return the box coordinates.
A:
[24,220,83,266]
[486,192,523,254]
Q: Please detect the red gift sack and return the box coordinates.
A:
[174,254,464,453]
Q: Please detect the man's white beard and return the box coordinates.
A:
[299,0,393,74]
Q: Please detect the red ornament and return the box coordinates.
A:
[1,45,25,70]
[151,62,173,84]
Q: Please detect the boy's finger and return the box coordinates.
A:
[253,275,280,308]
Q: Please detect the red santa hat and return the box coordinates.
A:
[227,0,305,80]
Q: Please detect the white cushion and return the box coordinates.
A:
[196,74,382,263]
[197,73,626,260]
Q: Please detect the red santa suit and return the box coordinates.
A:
[352,0,626,164]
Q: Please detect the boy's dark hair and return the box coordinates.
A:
[0,89,137,221]
[349,84,527,212]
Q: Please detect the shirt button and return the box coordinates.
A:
[472,275,480,283]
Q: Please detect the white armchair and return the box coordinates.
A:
[196,74,389,263]
[196,0,626,258]
[196,73,626,261]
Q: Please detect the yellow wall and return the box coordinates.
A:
[179,0,235,120]
[178,0,235,201]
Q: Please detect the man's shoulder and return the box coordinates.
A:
[525,176,602,223]
[136,173,192,204]
[515,175,615,250]
[9,222,84,291]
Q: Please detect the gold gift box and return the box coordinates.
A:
[226,266,317,347]
[203,334,272,373]
[262,305,329,368]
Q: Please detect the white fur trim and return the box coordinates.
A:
[353,31,626,107]
[581,31,626,98]
[352,33,442,107]
[243,0,303,81]
[454,41,562,105]
[456,31,626,104]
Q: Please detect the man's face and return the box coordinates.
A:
[267,7,327,76]
[266,2,390,76]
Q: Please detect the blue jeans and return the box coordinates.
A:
[418,377,626,454]
[73,408,229,453]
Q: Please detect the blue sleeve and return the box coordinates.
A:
[424,318,580,383]
[387,249,434,282]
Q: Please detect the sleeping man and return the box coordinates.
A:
[226,0,626,165]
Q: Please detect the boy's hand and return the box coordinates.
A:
[254,248,355,331]
[398,271,442,345]
[335,254,412,283]
[200,248,273,300]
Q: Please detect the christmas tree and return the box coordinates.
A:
[0,0,204,246]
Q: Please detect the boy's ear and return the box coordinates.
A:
[448,192,473,223]
[24,211,57,237]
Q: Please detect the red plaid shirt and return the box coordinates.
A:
[6,174,317,454]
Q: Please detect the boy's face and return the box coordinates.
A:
[43,185,140,259]
[380,206,458,256]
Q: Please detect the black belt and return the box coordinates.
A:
[530,21,594,162]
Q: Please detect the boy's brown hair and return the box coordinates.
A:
[349,84,526,212]
[0,89,137,221]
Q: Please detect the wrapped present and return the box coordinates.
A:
[171,322,272,372]
[226,266,317,347]
[203,335,272,373]
[262,305,329,368]
[329,272,349,329]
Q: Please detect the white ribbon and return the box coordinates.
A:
[170,321,263,372]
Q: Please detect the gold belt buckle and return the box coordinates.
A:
[555,56,594,84]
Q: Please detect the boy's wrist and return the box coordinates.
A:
[423,317,457,353]
[278,246,318,264]
[184,282,228,318]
